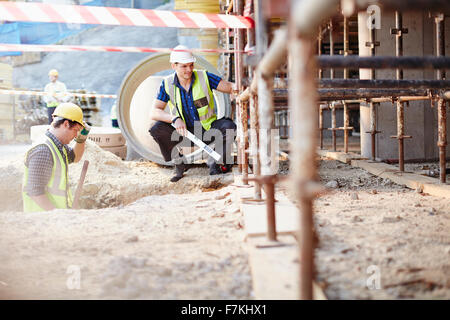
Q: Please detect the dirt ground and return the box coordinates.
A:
[282,158,450,299]
[0,141,449,299]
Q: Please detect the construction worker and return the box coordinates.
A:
[149,44,237,182]
[22,102,91,212]
[43,69,69,124]
[111,101,119,128]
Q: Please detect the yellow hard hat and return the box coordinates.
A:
[48,69,59,76]
[52,102,84,127]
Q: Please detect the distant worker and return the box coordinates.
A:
[149,44,237,182]
[43,69,69,124]
[111,102,119,128]
[22,102,91,212]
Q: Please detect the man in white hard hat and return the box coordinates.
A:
[22,102,91,212]
[150,44,237,182]
[43,69,69,124]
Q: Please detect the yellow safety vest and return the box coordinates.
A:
[164,69,216,131]
[22,136,73,212]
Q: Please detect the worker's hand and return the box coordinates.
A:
[173,117,187,137]
[75,122,91,143]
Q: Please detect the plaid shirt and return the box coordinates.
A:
[156,71,222,128]
[24,130,75,196]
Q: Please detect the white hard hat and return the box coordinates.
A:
[170,45,196,64]
[48,69,59,76]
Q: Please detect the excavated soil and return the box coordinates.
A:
[1,142,449,299]
[0,141,251,299]
[281,157,450,299]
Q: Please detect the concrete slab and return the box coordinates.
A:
[351,160,450,199]
[233,175,327,300]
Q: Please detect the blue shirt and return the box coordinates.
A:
[156,71,222,128]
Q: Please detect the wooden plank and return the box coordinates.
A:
[351,160,450,199]
[247,235,327,300]
[317,149,367,164]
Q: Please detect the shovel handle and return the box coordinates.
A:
[72,160,89,210]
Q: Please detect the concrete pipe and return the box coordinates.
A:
[117,53,231,165]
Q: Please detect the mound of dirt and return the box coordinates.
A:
[0,139,234,212]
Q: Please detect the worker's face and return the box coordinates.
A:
[63,121,82,144]
[172,63,194,81]
[49,75,58,83]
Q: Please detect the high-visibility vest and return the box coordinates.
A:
[110,103,117,121]
[164,69,216,131]
[22,136,73,212]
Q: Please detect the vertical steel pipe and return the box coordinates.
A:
[437,99,447,183]
[365,10,380,160]
[331,104,337,151]
[250,93,262,199]
[343,15,350,153]
[290,5,319,301]
[343,102,349,153]
[234,0,245,177]
[319,106,324,149]
[392,11,408,172]
[397,100,405,171]
[329,19,334,80]
[435,13,447,183]
[370,101,377,160]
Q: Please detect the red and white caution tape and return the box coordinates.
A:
[0,2,253,29]
[0,43,251,54]
[0,88,116,99]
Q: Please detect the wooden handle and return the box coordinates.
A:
[72,160,89,210]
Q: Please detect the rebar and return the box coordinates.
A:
[435,13,447,183]
[390,11,410,172]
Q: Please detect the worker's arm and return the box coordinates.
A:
[72,123,90,163]
[73,140,85,163]
[215,79,236,95]
[151,99,187,136]
[29,194,56,211]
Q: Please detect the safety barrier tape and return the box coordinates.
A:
[0,43,251,54]
[0,2,254,29]
[0,89,116,99]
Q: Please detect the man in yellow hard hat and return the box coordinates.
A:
[149,44,237,182]
[22,102,91,212]
[43,69,69,124]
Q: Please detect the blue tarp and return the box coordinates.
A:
[0,0,104,56]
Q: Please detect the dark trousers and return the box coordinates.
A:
[149,118,236,166]
[47,107,56,124]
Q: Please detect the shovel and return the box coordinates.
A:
[72,160,89,210]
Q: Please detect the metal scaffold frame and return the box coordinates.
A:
[232,0,450,300]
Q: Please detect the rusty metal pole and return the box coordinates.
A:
[365,12,380,161]
[343,102,349,153]
[319,105,324,149]
[331,103,337,151]
[234,0,245,176]
[290,8,318,302]
[255,0,276,241]
[343,15,350,153]
[390,11,410,172]
[435,13,447,183]
[329,19,334,80]
[250,92,262,199]
[318,26,324,149]
[329,19,337,150]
